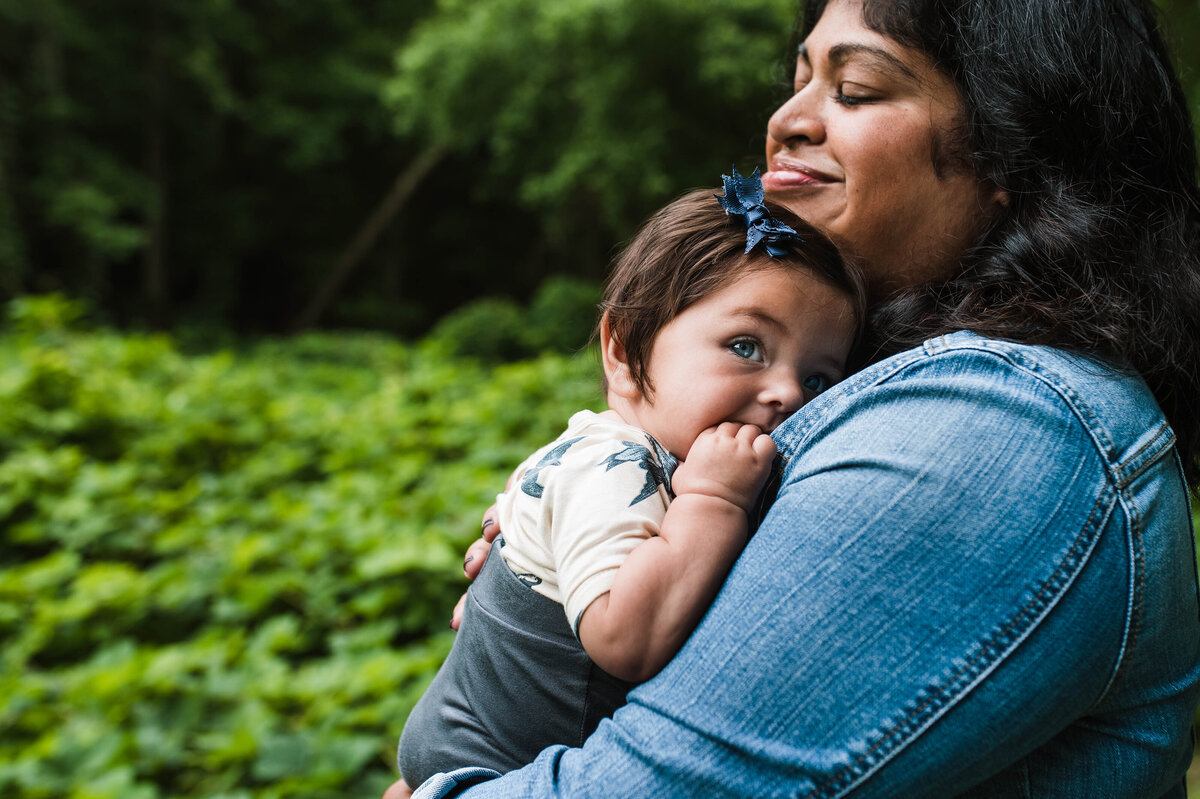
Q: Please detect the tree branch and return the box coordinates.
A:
[290,141,449,332]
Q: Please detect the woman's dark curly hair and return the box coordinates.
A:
[798,0,1200,481]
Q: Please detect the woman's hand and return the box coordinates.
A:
[450,503,503,630]
[381,777,412,799]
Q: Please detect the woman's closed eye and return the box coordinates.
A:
[835,82,879,106]
[729,339,764,362]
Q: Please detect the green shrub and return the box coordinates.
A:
[525,275,601,354]
[421,276,602,363]
[5,293,89,337]
[422,297,530,362]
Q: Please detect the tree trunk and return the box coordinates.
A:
[0,81,27,295]
[143,0,168,327]
[290,141,449,333]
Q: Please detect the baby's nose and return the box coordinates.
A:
[761,374,806,414]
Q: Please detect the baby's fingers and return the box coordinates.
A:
[752,432,777,461]
[734,423,764,443]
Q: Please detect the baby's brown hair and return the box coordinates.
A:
[600,188,864,397]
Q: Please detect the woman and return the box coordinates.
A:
[392,0,1200,794]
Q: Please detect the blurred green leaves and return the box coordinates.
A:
[0,296,603,797]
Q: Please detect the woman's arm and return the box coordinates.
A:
[415,339,1200,797]
[576,423,774,681]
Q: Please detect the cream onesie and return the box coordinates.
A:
[397,410,678,785]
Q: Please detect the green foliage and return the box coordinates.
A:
[1,0,1195,333]
[387,0,796,241]
[1156,0,1200,124]
[421,274,601,362]
[0,300,604,797]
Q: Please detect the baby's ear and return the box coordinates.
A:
[600,312,640,400]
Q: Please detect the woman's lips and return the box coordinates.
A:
[763,163,838,190]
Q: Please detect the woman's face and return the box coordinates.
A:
[763,0,1004,298]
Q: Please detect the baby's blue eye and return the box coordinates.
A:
[803,374,833,395]
[730,340,763,362]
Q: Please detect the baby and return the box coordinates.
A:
[398,170,862,787]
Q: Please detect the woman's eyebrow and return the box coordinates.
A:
[818,42,918,82]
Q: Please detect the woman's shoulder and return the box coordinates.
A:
[776,331,1172,476]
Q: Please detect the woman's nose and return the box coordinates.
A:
[767,87,826,147]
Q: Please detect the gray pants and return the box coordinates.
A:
[398,539,634,786]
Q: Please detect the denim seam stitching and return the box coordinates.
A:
[1111,423,1176,489]
[1094,484,1144,705]
[872,339,1121,468]
[781,337,1084,463]
[911,337,1123,464]
[968,341,1118,460]
[978,343,1172,495]
[1128,484,1145,690]
[851,338,1157,789]
[956,343,1121,473]
[1175,449,1200,621]
[807,485,1116,799]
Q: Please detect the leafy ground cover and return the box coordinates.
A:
[3,296,1198,796]
[0,297,603,798]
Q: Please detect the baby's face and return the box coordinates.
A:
[632,266,855,460]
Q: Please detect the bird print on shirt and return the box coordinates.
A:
[520,434,677,506]
[520,437,585,499]
[601,441,672,506]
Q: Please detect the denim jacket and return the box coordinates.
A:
[411,332,1200,798]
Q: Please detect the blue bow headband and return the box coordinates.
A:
[716,167,803,257]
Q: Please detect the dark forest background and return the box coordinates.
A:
[1,0,1196,341]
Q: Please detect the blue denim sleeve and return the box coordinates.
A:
[410,768,502,799]
[438,336,1200,798]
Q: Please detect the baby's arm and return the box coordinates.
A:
[576,422,775,682]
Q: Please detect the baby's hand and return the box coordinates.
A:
[670,422,776,514]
